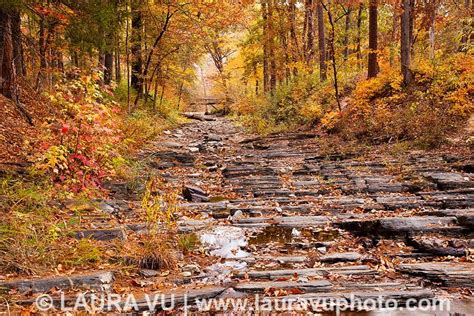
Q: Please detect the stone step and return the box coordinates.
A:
[235,265,376,280]
[0,271,114,293]
[337,216,469,237]
[407,236,473,257]
[234,216,330,228]
[429,208,474,228]
[423,172,473,190]
[397,262,474,287]
[419,191,474,208]
[319,252,363,263]
[234,280,332,293]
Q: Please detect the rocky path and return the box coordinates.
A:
[3,114,473,313]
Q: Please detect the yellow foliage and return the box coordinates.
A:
[321,111,341,131]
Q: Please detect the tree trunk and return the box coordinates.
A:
[0,10,16,99]
[278,0,290,82]
[262,0,269,92]
[390,5,398,66]
[317,3,327,81]
[409,0,415,56]
[104,52,113,84]
[343,9,351,61]
[401,0,413,85]
[460,0,471,50]
[37,18,47,89]
[368,0,379,78]
[428,9,435,59]
[11,10,25,76]
[324,4,341,111]
[304,0,315,65]
[268,0,277,92]
[288,0,300,76]
[131,0,143,98]
[356,4,363,68]
[115,38,121,82]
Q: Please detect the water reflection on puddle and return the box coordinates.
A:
[249,225,339,246]
[199,226,250,259]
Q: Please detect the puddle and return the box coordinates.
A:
[312,228,340,242]
[249,226,339,246]
[209,196,228,202]
[199,226,250,259]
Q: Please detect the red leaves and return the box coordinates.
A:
[60,124,70,135]
[264,287,306,297]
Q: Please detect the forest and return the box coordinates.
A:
[0,0,473,314]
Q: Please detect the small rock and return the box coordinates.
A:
[231,210,244,221]
[183,185,209,202]
[139,269,159,278]
[317,247,327,254]
[181,271,193,277]
[182,264,201,274]
[207,134,222,141]
[207,165,218,172]
[162,141,183,149]
[189,147,200,153]
[292,228,301,237]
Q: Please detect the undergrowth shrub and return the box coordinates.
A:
[234,73,334,134]
[0,178,104,274]
[32,71,183,194]
[337,55,473,147]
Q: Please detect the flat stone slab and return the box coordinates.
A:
[397,262,474,287]
[0,271,114,293]
[320,252,362,263]
[255,256,308,264]
[436,209,474,228]
[178,219,216,233]
[182,185,209,202]
[235,265,376,280]
[408,237,470,257]
[273,216,330,228]
[338,216,465,236]
[234,280,332,293]
[379,216,457,232]
[375,196,425,210]
[423,172,473,190]
[419,191,474,208]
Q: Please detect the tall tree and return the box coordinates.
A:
[401,0,413,85]
[131,0,143,97]
[0,8,16,99]
[343,8,351,61]
[317,3,327,81]
[262,0,270,92]
[304,0,316,65]
[268,0,277,91]
[288,0,300,76]
[368,0,379,78]
[321,1,342,111]
[356,3,364,67]
[11,10,24,76]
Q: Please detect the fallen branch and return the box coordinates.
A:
[181,112,216,121]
